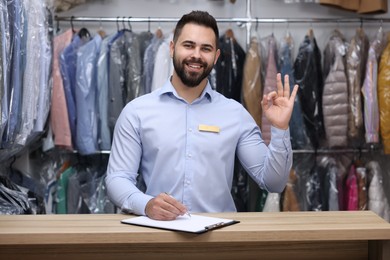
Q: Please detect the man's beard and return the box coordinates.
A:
[173,53,213,88]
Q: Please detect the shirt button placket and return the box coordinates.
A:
[183,105,193,210]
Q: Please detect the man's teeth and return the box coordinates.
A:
[189,64,201,68]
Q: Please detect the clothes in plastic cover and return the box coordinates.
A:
[367,161,390,221]
[261,34,278,145]
[346,28,369,145]
[306,155,341,211]
[293,30,325,149]
[108,30,142,135]
[96,34,116,150]
[16,0,52,146]
[215,31,245,103]
[262,192,280,212]
[0,0,9,140]
[322,29,349,148]
[0,175,34,214]
[344,163,358,210]
[3,0,25,148]
[378,32,390,154]
[242,37,262,129]
[362,27,385,144]
[75,34,102,155]
[280,31,311,150]
[282,169,301,211]
[356,166,368,210]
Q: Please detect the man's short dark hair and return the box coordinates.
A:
[173,10,219,48]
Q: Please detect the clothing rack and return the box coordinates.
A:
[54,13,387,156]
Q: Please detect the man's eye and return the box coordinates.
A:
[183,44,193,48]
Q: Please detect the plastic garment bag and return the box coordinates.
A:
[282,169,301,211]
[3,0,25,149]
[0,175,33,214]
[242,37,262,129]
[261,34,278,145]
[378,33,390,154]
[344,163,358,210]
[306,155,341,211]
[75,34,102,155]
[322,30,349,148]
[0,0,9,140]
[215,30,245,102]
[293,30,325,149]
[318,156,340,211]
[361,27,386,144]
[262,192,280,212]
[367,161,390,221]
[356,166,368,210]
[96,33,117,151]
[279,32,311,149]
[306,162,323,211]
[16,0,52,146]
[346,28,369,145]
[231,156,250,212]
[292,153,316,211]
[108,29,142,134]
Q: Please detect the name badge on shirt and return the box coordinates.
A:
[198,124,220,133]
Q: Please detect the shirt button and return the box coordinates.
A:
[187,154,192,158]
[188,128,192,132]
[186,180,191,185]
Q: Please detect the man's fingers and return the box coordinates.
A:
[162,193,187,215]
[284,74,290,97]
[290,84,299,103]
[276,73,283,97]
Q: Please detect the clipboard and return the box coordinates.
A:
[121,214,239,234]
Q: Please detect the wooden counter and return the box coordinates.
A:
[1,211,390,260]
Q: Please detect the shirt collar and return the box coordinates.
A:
[159,78,213,103]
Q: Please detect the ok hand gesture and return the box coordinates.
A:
[262,73,299,130]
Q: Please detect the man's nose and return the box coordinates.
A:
[191,47,201,58]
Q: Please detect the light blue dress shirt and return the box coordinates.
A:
[105,79,292,216]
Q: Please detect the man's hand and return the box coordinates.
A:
[145,192,188,220]
[262,73,298,130]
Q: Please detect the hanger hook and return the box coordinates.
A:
[128,16,132,31]
[116,16,120,31]
[99,17,103,30]
[70,15,75,32]
[122,16,126,30]
[55,16,60,33]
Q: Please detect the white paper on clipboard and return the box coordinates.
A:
[121,214,239,234]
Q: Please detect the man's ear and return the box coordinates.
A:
[214,49,221,65]
[169,41,175,58]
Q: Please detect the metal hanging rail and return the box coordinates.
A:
[54,15,388,49]
[54,16,390,25]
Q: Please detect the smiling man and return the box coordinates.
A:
[105,10,298,220]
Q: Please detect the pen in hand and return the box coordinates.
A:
[164,192,191,218]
